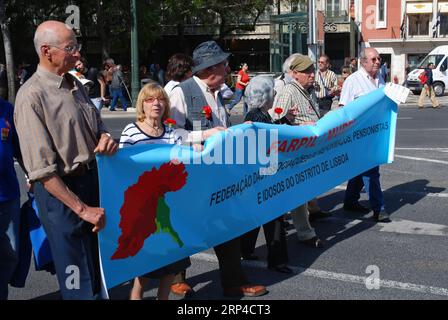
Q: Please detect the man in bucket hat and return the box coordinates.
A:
[169,41,267,298]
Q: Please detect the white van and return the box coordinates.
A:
[406,45,448,96]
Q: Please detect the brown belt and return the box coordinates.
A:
[65,161,97,177]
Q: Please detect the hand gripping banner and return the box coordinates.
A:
[97,86,400,289]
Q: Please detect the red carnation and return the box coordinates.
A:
[274,107,283,115]
[202,106,213,120]
[164,118,176,128]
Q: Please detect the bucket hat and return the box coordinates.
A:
[192,41,231,74]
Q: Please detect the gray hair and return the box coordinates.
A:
[282,53,302,73]
[244,75,275,111]
[33,23,72,56]
[359,47,378,61]
[359,49,367,61]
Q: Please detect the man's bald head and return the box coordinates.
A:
[34,20,80,75]
[34,20,74,56]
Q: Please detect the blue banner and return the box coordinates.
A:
[97,87,398,289]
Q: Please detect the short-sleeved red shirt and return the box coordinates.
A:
[235,70,250,90]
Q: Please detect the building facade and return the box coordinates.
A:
[358,0,448,84]
[156,1,359,74]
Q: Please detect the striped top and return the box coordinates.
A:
[314,70,338,99]
[119,123,187,148]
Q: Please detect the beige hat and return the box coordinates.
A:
[289,55,314,72]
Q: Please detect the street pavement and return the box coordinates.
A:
[8,93,448,300]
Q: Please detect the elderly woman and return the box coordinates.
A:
[119,82,222,299]
[239,75,293,274]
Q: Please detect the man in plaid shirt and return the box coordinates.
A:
[271,55,325,248]
[272,56,320,125]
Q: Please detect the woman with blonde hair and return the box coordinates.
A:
[119,82,223,299]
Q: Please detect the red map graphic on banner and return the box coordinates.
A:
[111,162,188,260]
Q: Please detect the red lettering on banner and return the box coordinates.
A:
[327,120,355,141]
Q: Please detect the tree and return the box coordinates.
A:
[160,0,271,43]
[206,0,271,41]
[0,0,16,103]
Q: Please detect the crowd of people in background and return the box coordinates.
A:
[1,19,414,301]
[1,50,359,113]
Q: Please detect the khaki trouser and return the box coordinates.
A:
[290,203,316,241]
[307,198,320,214]
[418,84,439,108]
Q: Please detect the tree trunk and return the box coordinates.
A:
[218,13,226,42]
[176,22,188,54]
[0,0,16,103]
[97,1,110,59]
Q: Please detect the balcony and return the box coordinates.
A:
[324,9,350,23]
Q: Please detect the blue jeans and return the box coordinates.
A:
[0,197,20,300]
[344,166,384,213]
[227,88,248,114]
[110,87,127,111]
[33,168,103,300]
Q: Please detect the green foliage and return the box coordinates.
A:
[160,0,271,39]
[2,0,273,63]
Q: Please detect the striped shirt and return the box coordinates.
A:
[314,69,338,99]
[271,81,321,125]
[119,123,188,148]
[339,67,385,106]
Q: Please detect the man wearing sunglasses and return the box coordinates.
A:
[14,20,118,299]
[315,55,339,115]
[339,47,390,223]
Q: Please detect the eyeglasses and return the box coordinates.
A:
[47,43,82,54]
[144,96,166,103]
[370,57,381,63]
[318,61,327,64]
